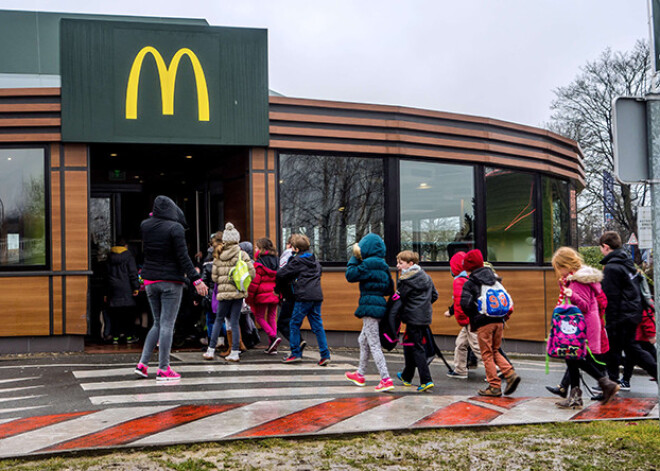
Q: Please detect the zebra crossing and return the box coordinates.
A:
[0,353,656,459]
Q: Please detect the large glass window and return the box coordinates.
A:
[400,161,474,262]
[0,148,47,267]
[542,177,570,262]
[279,154,384,261]
[485,167,536,263]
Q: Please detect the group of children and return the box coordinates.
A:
[344,234,521,397]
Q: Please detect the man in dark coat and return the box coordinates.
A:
[599,231,657,383]
[106,236,139,343]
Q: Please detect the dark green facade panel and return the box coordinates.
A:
[61,19,268,146]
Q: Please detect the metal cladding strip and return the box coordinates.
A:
[413,400,502,427]
[73,363,357,379]
[81,373,383,391]
[0,406,173,458]
[489,397,580,425]
[322,395,463,435]
[570,397,658,421]
[39,404,245,452]
[0,411,94,439]
[133,398,328,446]
[469,396,535,410]
[231,396,397,438]
[90,385,389,405]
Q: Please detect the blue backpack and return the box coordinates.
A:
[477,280,513,317]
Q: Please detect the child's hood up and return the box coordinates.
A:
[358,233,386,259]
[449,251,467,277]
[151,195,188,228]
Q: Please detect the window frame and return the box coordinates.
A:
[0,144,51,272]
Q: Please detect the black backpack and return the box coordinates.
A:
[379,293,402,351]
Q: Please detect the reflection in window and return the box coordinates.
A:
[400,161,474,262]
[279,154,384,261]
[0,148,46,267]
[542,177,570,262]
[485,168,536,263]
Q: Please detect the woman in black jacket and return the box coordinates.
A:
[134,196,208,381]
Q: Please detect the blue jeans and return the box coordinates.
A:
[210,299,242,350]
[139,282,183,370]
[289,301,329,359]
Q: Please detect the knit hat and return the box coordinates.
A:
[239,241,253,259]
[463,249,484,272]
[222,222,240,244]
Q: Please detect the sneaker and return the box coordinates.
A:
[375,377,394,392]
[300,340,308,357]
[282,355,302,364]
[447,370,468,379]
[126,336,139,345]
[417,382,434,392]
[478,386,502,397]
[134,363,148,378]
[545,385,568,398]
[265,337,282,355]
[202,347,215,360]
[225,350,240,362]
[503,372,521,396]
[317,357,331,367]
[156,366,180,382]
[618,380,631,391]
[345,371,366,386]
[112,337,120,345]
[396,372,412,387]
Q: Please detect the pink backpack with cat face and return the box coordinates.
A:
[547,303,587,360]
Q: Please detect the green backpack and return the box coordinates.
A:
[229,253,252,292]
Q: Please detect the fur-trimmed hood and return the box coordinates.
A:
[567,265,603,284]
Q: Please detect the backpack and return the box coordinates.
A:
[229,253,252,292]
[546,303,588,360]
[477,280,513,317]
[379,293,402,351]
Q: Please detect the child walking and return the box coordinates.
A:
[395,250,438,392]
[444,251,482,379]
[460,249,520,397]
[276,234,330,365]
[247,238,281,355]
[344,234,395,392]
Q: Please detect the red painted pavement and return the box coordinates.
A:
[470,396,534,410]
[40,404,244,452]
[231,396,397,438]
[413,401,502,427]
[571,397,658,421]
[0,411,94,439]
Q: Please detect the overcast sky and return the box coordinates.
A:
[0,0,651,128]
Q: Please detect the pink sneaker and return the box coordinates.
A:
[156,366,181,382]
[134,363,148,378]
[345,371,366,387]
[375,377,394,392]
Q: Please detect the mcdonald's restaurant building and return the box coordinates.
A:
[0,10,585,354]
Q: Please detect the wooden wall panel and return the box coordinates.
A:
[64,143,87,167]
[428,270,461,336]
[544,271,561,337]
[0,278,50,336]
[251,148,266,170]
[320,271,362,331]
[50,170,62,271]
[64,171,88,271]
[251,173,267,240]
[52,276,63,335]
[50,142,60,168]
[65,276,88,334]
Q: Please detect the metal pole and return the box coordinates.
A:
[644,97,660,413]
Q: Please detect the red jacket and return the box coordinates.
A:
[247,252,279,305]
[636,308,656,343]
[449,252,470,326]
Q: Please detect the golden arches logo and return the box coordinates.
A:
[125,46,210,121]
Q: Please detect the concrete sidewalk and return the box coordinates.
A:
[0,348,657,459]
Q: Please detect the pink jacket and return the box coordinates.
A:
[566,266,608,355]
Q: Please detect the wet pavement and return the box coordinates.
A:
[0,345,657,458]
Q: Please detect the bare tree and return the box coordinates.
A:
[548,40,657,246]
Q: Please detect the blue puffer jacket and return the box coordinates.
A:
[345,233,394,319]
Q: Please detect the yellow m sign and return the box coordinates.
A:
[125,46,210,121]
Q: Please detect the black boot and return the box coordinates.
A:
[545,385,568,398]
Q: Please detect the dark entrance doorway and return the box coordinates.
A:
[88,143,249,344]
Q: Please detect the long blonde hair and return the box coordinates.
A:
[551,246,583,276]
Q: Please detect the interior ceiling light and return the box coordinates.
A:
[338,207,346,212]
[185,155,192,159]
[110,153,117,157]
[417,182,431,189]
[160,172,165,176]
[7,157,11,161]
